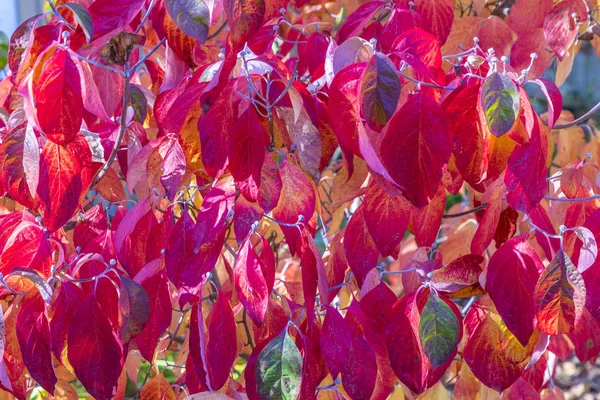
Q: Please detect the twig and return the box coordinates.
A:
[130,38,167,72]
[553,100,600,129]
[135,0,157,34]
[442,204,488,219]
[544,194,600,203]
[207,21,228,40]
[91,74,131,186]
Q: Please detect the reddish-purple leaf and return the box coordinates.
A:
[234,238,269,324]
[272,157,316,255]
[68,293,124,400]
[134,259,172,362]
[381,92,451,207]
[89,0,146,39]
[206,291,237,389]
[16,293,56,394]
[363,183,410,257]
[486,235,543,346]
[344,203,380,287]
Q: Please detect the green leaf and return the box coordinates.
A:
[359,52,401,132]
[59,3,94,43]
[255,328,303,400]
[480,72,520,137]
[418,290,460,368]
[0,31,8,71]
[165,0,210,43]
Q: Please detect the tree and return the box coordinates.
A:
[0,0,599,398]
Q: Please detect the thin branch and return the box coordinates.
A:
[544,194,600,203]
[130,37,167,73]
[207,21,228,40]
[47,0,76,30]
[72,52,126,76]
[553,100,600,129]
[135,0,157,34]
[91,75,131,186]
[442,203,488,219]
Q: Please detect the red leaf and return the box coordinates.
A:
[502,377,540,400]
[223,0,266,49]
[410,185,446,247]
[363,182,411,257]
[535,250,586,335]
[504,101,548,212]
[392,28,442,70]
[193,176,235,253]
[0,123,39,209]
[272,157,315,255]
[197,82,235,177]
[321,306,377,399]
[530,78,563,130]
[16,293,56,394]
[234,237,269,324]
[343,203,380,287]
[470,177,506,254]
[34,48,82,145]
[89,0,146,39]
[386,287,461,393]
[486,235,543,346]
[463,295,537,392]
[381,92,451,207]
[336,2,386,43]
[158,137,186,201]
[543,0,588,60]
[397,0,454,44]
[299,228,329,322]
[206,291,238,389]
[568,307,600,363]
[50,281,84,364]
[230,106,267,202]
[38,134,93,232]
[68,293,124,400]
[476,16,515,58]
[134,259,172,362]
[328,63,365,174]
[258,154,282,213]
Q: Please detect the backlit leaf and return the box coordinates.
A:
[463,295,537,392]
[543,0,588,60]
[534,250,586,335]
[34,48,83,145]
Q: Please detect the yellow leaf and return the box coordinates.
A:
[140,374,176,400]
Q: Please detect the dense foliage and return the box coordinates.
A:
[1,0,600,398]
